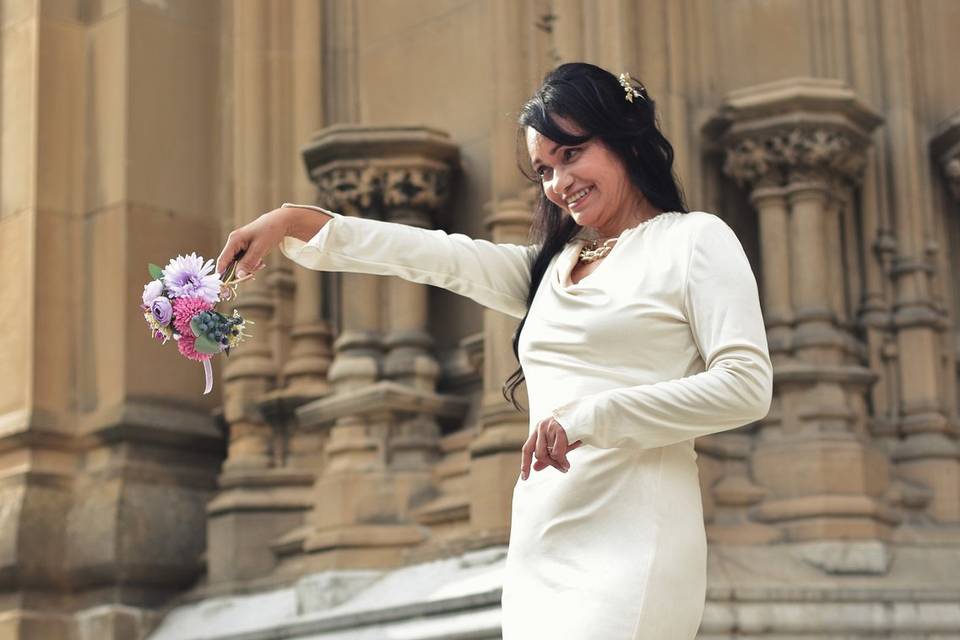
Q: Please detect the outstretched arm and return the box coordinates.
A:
[551,214,773,450]
[279,203,539,319]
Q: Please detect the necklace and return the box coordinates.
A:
[575,212,675,263]
[578,237,618,263]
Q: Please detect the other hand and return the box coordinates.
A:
[520,415,583,480]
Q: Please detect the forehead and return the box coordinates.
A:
[525,115,585,161]
[524,128,550,156]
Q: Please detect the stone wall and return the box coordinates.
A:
[0,0,958,638]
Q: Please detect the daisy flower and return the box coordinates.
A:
[163,253,221,304]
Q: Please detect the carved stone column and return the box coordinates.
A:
[921,112,960,524]
[273,126,468,573]
[464,0,542,547]
[708,79,898,558]
[380,166,452,392]
[322,165,383,393]
[206,0,307,590]
[465,192,536,546]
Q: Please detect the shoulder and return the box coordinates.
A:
[672,211,743,251]
[650,211,737,251]
[648,210,729,236]
[674,210,730,233]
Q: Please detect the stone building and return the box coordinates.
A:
[1,0,958,638]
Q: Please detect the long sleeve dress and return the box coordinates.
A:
[278,203,773,640]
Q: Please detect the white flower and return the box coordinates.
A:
[142,279,164,306]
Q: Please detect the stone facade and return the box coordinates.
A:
[1,0,959,638]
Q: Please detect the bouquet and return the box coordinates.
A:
[140,253,253,394]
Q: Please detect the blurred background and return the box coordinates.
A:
[1,0,959,638]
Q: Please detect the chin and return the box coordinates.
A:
[568,210,597,228]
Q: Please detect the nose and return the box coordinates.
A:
[549,166,574,200]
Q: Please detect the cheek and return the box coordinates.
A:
[543,186,565,208]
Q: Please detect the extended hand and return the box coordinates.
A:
[520,415,583,480]
[215,208,289,279]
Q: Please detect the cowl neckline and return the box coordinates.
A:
[557,211,685,290]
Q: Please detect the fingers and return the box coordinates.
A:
[520,430,536,481]
[216,232,248,277]
[548,423,570,470]
[534,423,557,472]
[235,239,269,279]
[237,259,266,279]
[535,419,566,474]
[217,236,267,280]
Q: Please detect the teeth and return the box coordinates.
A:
[566,187,591,205]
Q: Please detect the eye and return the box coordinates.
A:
[536,165,553,180]
[564,147,581,161]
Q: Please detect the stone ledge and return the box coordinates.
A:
[148,542,960,640]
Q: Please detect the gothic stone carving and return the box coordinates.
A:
[723,127,868,188]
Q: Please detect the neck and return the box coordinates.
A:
[586,199,663,239]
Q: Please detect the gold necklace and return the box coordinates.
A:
[578,237,617,263]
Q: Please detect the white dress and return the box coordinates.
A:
[279,204,773,640]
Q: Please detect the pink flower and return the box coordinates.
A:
[172,297,213,336]
[177,335,211,361]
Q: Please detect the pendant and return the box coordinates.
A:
[578,238,616,263]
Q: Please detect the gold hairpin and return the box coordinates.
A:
[618,72,646,103]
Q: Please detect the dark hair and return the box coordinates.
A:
[502,62,689,411]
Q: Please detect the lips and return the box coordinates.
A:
[567,186,593,210]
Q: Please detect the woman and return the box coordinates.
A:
[216,62,772,639]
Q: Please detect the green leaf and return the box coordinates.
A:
[148,263,163,280]
[190,315,204,338]
[194,334,222,355]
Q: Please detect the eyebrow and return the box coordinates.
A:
[531,142,563,169]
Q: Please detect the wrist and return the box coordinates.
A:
[280,206,327,242]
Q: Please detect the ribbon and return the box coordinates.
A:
[203,359,214,395]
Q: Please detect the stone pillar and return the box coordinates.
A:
[275,126,467,574]
[703,163,788,544]
[874,0,960,535]
[466,193,536,544]
[919,112,960,525]
[0,0,223,636]
[307,164,383,392]
[0,5,81,635]
[464,0,542,546]
[206,0,310,590]
[282,32,331,382]
[708,79,899,559]
[220,0,277,473]
[261,0,334,479]
[381,194,443,393]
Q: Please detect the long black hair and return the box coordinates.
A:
[502,62,689,411]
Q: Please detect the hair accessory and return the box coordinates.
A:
[618,72,646,103]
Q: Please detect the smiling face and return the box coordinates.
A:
[525,115,649,237]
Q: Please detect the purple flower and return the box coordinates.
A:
[150,297,173,326]
[162,253,221,304]
[142,279,164,306]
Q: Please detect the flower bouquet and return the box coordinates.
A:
[140,253,254,394]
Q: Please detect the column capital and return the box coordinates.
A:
[931,111,960,202]
[704,78,883,190]
[301,124,460,219]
